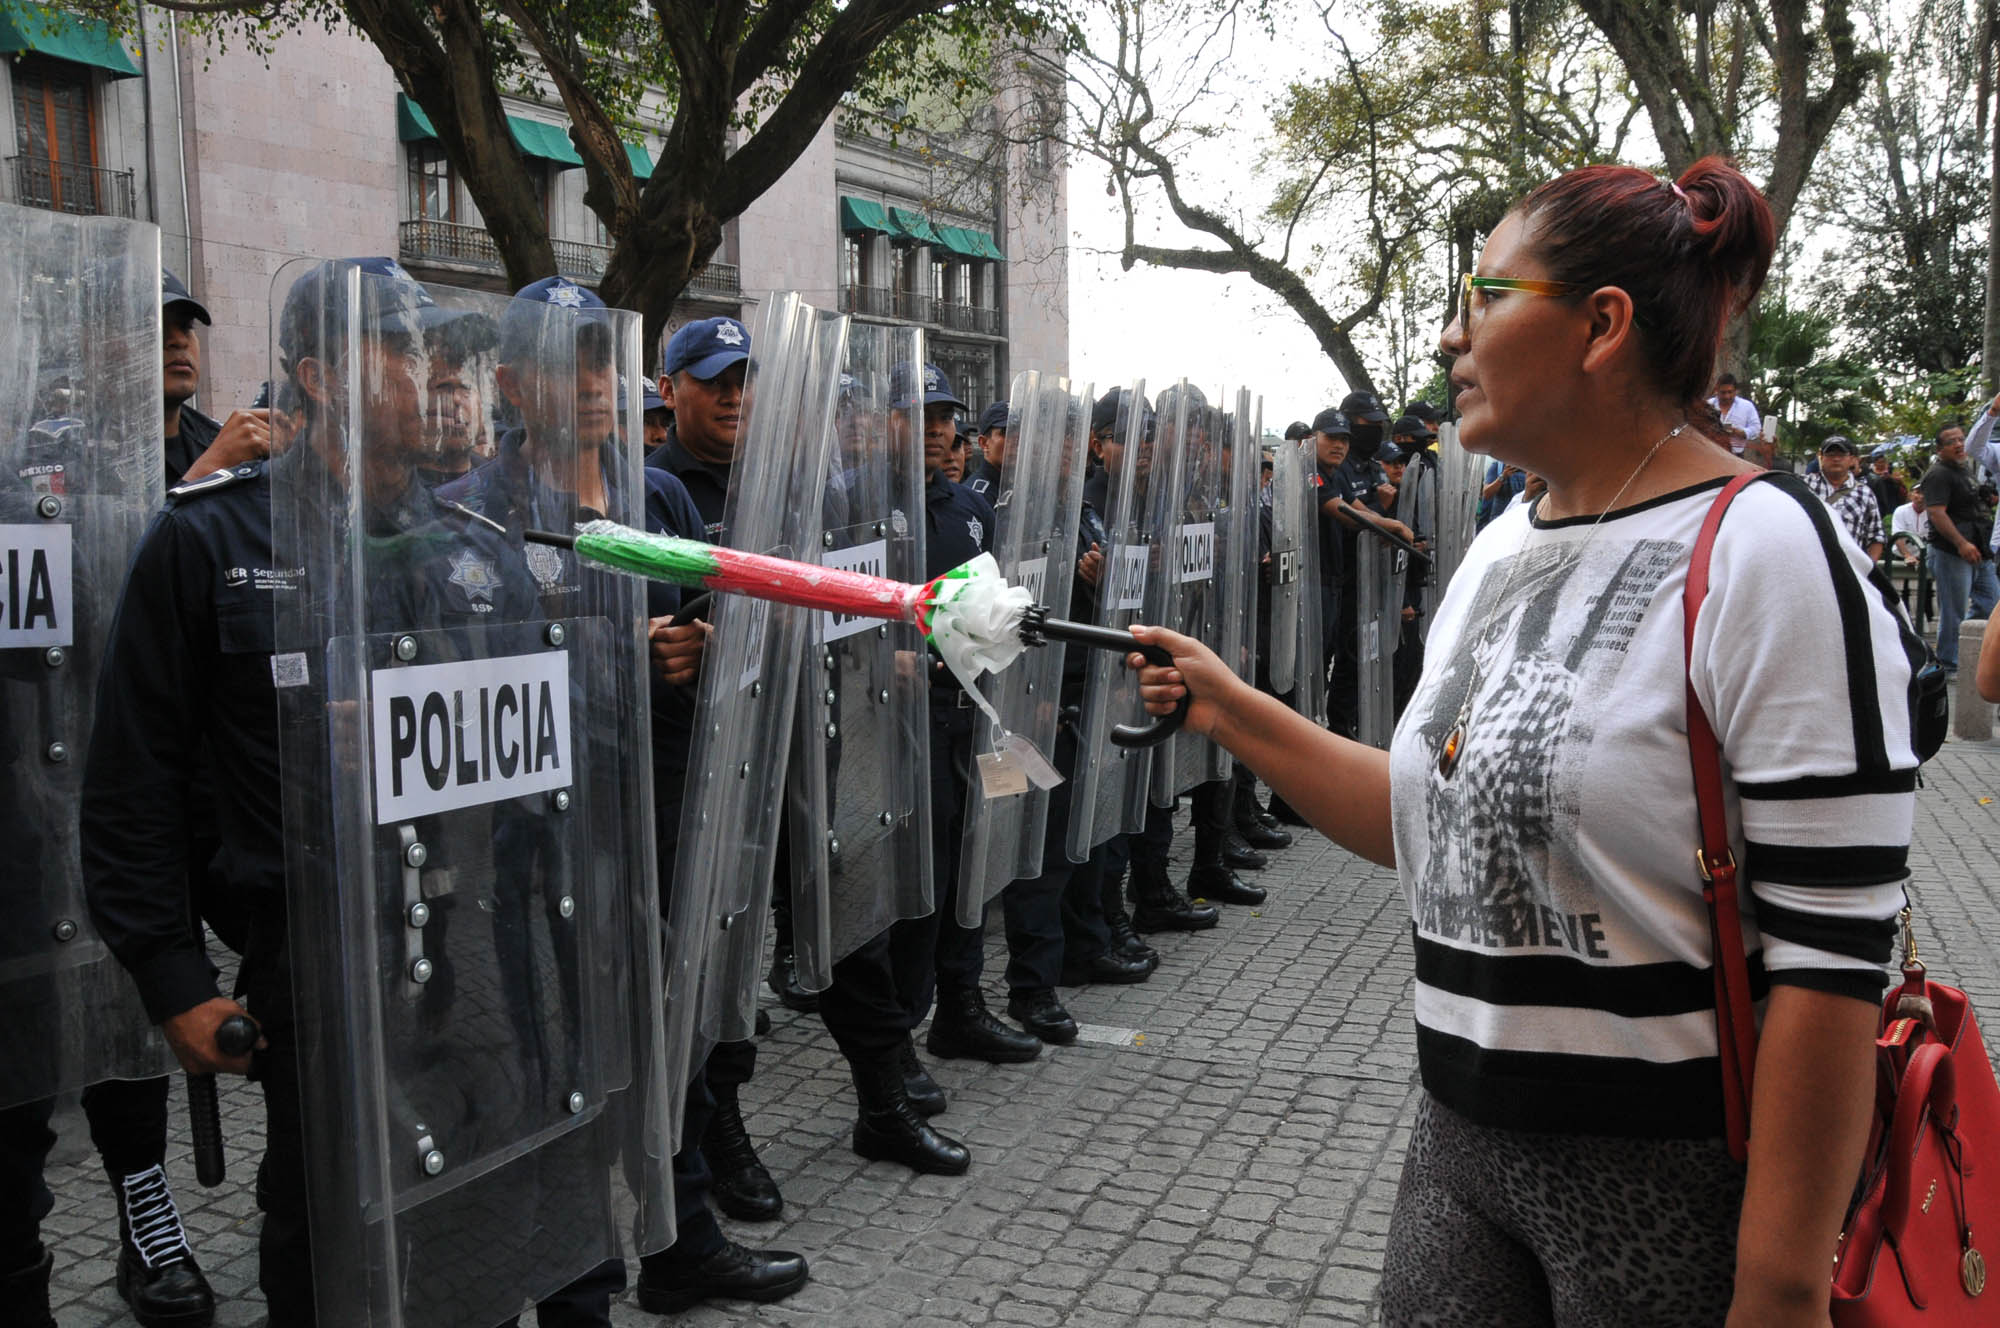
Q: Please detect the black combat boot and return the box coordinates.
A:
[765,944,819,1014]
[113,1165,215,1328]
[1191,788,1269,905]
[636,1242,809,1314]
[1006,988,1079,1044]
[1128,862,1219,932]
[850,1054,970,1175]
[703,1082,782,1222]
[1233,775,1293,849]
[1100,869,1161,961]
[898,1037,946,1117]
[2,1245,55,1328]
[926,986,1042,1063]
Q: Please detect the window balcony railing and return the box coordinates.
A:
[894,289,934,324]
[839,284,895,317]
[9,155,135,219]
[936,301,1001,336]
[400,218,740,302]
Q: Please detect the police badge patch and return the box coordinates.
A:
[447,547,500,605]
[524,540,569,591]
[967,517,983,545]
[546,280,588,309]
[715,320,746,346]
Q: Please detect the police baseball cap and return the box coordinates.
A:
[891,362,967,412]
[1820,435,1856,455]
[1091,386,1152,436]
[1340,390,1390,424]
[662,316,751,380]
[1312,407,1351,437]
[640,376,667,413]
[1390,414,1435,440]
[1402,400,1443,425]
[978,400,1012,434]
[1283,420,1313,441]
[498,276,611,363]
[162,270,210,325]
[278,257,430,370]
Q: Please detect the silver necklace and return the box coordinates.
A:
[1436,422,1688,778]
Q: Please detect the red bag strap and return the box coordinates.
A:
[1683,471,1767,1162]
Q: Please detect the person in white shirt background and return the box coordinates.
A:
[1706,373,1761,453]
[1890,488,1928,554]
[1966,388,2000,555]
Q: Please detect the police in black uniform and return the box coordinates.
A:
[163,270,273,490]
[960,399,1006,497]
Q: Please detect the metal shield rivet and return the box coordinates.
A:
[877,689,889,704]
[750,681,762,698]
[827,836,841,855]
[568,1091,585,1114]
[551,790,571,812]
[719,913,732,932]
[873,522,886,536]
[879,811,894,826]
[410,958,434,984]
[394,635,418,661]
[51,918,77,942]
[406,902,430,928]
[404,842,428,868]
[559,895,575,918]
[36,495,60,519]
[43,647,63,668]
[739,762,750,779]
[545,623,566,647]
[825,723,838,739]
[822,531,835,548]
[421,1148,445,1176]
[44,742,66,763]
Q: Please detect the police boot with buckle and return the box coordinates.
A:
[2,1244,56,1328]
[926,986,1042,1063]
[702,1082,782,1222]
[765,944,818,1014]
[1101,869,1161,961]
[1128,863,1218,933]
[1006,988,1079,1045]
[851,1054,970,1175]
[113,1165,215,1328]
[636,1241,809,1314]
[898,1036,946,1117]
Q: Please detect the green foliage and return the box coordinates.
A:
[1738,297,1884,453]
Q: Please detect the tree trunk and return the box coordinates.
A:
[1987,40,2000,393]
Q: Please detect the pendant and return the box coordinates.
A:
[1964,1245,1986,1297]
[1438,724,1463,778]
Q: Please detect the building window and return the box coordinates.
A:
[844,236,864,289]
[956,263,974,307]
[931,259,948,304]
[407,142,456,221]
[12,56,99,214]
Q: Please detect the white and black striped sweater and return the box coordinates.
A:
[1388,473,1923,1140]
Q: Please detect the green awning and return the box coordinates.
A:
[886,206,941,246]
[396,94,582,168]
[930,224,1007,263]
[0,3,141,78]
[625,142,654,180]
[507,116,581,167]
[839,196,890,235]
[971,230,1006,262]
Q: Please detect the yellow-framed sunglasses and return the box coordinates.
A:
[1458,274,1583,332]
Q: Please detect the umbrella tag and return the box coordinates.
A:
[978,731,1064,799]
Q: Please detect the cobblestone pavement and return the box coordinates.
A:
[43,742,2000,1327]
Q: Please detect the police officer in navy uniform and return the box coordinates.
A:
[77,256,638,1326]
[162,270,274,489]
[1322,391,1416,739]
[961,400,1007,497]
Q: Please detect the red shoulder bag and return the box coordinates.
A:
[1686,473,1999,1324]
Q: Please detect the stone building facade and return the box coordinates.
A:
[0,5,1069,414]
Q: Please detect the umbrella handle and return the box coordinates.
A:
[670,592,712,627]
[1019,612,1188,748]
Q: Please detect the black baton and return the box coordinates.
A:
[189,1013,259,1188]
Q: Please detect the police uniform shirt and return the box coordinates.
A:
[925,468,994,694]
[165,405,221,491]
[961,453,999,498]
[645,421,732,539]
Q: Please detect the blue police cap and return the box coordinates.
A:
[641,376,667,412]
[278,257,431,369]
[978,400,1012,434]
[891,362,967,411]
[662,316,751,381]
[1312,407,1351,437]
[498,276,609,363]
[162,269,210,325]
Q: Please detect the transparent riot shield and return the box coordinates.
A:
[1354,529,1404,749]
[1147,381,1249,804]
[1265,433,1305,699]
[954,371,1091,926]
[1431,419,1484,598]
[667,294,844,1065]
[270,262,672,1328]
[1066,381,1159,861]
[1396,448,1439,636]
[787,321,933,988]
[1294,440,1331,728]
[1206,388,1261,780]
[0,203,171,1109]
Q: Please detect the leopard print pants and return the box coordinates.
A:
[1379,1093,1747,1327]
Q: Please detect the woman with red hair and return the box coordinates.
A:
[1130,158,1924,1325]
